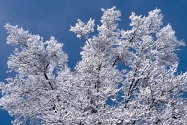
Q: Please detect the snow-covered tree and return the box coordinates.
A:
[0,7,187,125]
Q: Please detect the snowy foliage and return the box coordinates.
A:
[0,7,187,125]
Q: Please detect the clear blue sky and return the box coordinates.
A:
[0,0,187,124]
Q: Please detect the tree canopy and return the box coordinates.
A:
[0,7,187,125]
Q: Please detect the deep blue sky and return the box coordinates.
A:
[0,0,187,124]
